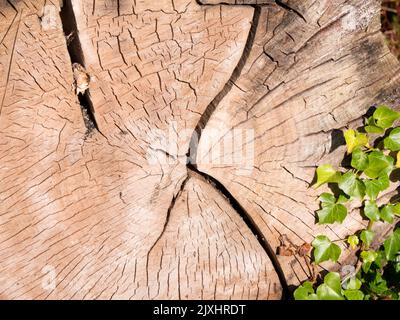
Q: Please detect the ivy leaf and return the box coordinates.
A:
[347,277,362,290]
[293,281,317,300]
[351,147,369,171]
[374,250,387,270]
[367,272,390,296]
[338,172,365,200]
[384,128,400,151]
[317,194,348,224]
[394,255,400,273]
[380,205,395,223]
[317,202,347,224]
[393,203,400,216]
[364,200,380,222]
[361,250,378,273]
[364,151,393,179]
[361,250,378,263]
[364,174,389,200]
[397,152,400,168]
[347,235,359,249]
[384,228,400,261]
[378,174,390,190]
[312,235,341,264]
[360,230,375,248]
[316,272,345,300]
[344,290,364,300]
[337,194,349,204]
[344,129,368,154]
[373,105,400,129]
[364,179,381,200]
[314,165,341,188]
[319,192,335,205]
[365,116,385,134]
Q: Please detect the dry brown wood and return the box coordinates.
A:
[195,0,400,287]
[0,0,282,299]
[0,0,399,299]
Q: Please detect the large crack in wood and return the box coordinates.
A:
[59,0,288,297]
[60,0,102,137]
[187,164,290,299]
[187,3,289,298]
[188,5,261,164]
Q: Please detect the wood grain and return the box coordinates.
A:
[0,0,282,299]
[195,0,400,286]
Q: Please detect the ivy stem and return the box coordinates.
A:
[367,220,374,231]
[309,261,318,284]
[331,238,347,243]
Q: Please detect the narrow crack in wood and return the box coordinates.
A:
[60,0,102,137]
[145,175,190,290]
[275,0,307,23]
[0,9,21,117]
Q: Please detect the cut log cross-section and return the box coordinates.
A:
[0,0,399,299]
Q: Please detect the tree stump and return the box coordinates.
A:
[0,0,399,299]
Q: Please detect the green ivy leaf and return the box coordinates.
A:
[380,205,395,223]
[373,105,400,129]
[344,129,369,154]
[374,250,387,270]
[364,180,380,200]
[384,228,400,261]
[317,193,348,224]
[367,272,390,296]
[365,116,385,134]
[338,172,365,200]
[361,250,378,273]
[316,272,345,300]
[347,235,359,249]
[343,289,364,300]
[378,173,390,190]
[394,255,400,273]
[351,147,369,171]
[397,152,400,168]
[364,200,380,222]
[384,128,400,151]
[319,192,335,204]
[361,250,378,263]
[364,151,394,179]
[337,194,349,204]
[364,174,389,201]
[360,230,375,248]
[314,165,341,188]
[293,281,317,300]
[312,235,341,264]
[347,277,362,290]
[393,203,400,216]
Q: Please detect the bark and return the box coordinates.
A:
[0,0,399,299]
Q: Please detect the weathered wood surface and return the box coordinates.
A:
[196,0,400,286]
[0,0,399,299]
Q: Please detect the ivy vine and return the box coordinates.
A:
[294,105,400,300]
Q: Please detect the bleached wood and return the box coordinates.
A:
[1,0,399,299]
[196,0,400,286]
[0,0,282,299]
